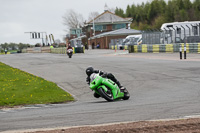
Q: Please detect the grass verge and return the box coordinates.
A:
[0,52,10,55]
[0,62,74,107]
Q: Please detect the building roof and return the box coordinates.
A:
[70,35,87,41]
[89,28,141,40]
[87,11,132,25]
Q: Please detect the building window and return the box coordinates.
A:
[76,29,81,37]
[103,25,107,30]
[165,30,172,36]
[177,28,181,34]
[92,25,107,32]
[95,25,103,31]
[70,29,82,37]
[70,30,76,35]
[193,26,198,35]
[112,24,126,30]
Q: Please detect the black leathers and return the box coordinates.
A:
[86,69,121,87]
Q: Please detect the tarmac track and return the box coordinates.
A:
[0,50,200,132]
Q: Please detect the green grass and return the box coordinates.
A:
[0,50,17,54]
[0,62,74,107]
[8,50,17,52]
[0,52,10,55]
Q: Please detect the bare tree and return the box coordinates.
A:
[88,12,100,22]
[62,9,84,30]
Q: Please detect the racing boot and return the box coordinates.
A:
[93,92,100,98]
[116,81,125,92]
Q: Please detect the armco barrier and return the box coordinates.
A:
[50,47,84,54]
[128,43,200,53]
[110,45,128,50]
[51,47,72,54]
[23,47,50,53]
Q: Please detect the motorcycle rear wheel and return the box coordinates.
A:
[98,87,114,102]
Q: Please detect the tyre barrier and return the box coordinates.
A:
[128,43,200,53]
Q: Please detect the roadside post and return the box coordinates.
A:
[181,26,186,59]
[184,42,187,59]
[180,44,182,60]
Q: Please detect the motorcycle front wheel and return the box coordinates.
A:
[68,53,72,58]
[98,87,114,102]
[122,89,130,100]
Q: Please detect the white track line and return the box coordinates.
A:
[2,114,200,133]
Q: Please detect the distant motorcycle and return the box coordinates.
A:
[67,49,73,58]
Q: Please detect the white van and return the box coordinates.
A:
[123,34,142,45]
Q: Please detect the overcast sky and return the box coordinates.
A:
[0,0,148,45]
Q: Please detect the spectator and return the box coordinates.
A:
[5,49,7,54]
[85,43,88,50]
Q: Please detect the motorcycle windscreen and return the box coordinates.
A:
[90,73,97,83]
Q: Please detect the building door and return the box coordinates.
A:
[92,42,95,49]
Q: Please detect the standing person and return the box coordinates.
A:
[4,49,7,54]
[97,43,100,49]
[85,43,88,50]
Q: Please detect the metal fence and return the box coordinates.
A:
[108,23,200,53]
[50,47,84,54]
[109,38,125,49]
[142,30,163,44]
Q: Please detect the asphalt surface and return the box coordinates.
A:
[0,50,200,132]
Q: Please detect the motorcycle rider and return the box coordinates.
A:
[86,67,125,98]
[67,43,73,57]
[67,43,73,50]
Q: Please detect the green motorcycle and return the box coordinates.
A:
[89,73,130,101]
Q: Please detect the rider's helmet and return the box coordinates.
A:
[86,67,94,76]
